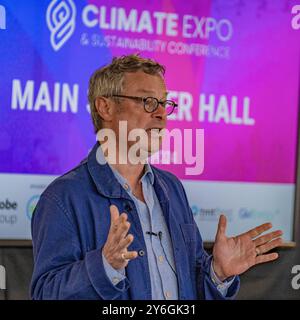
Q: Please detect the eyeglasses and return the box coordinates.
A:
[108,94,178,116]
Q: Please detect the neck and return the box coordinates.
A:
[111,162,145,188]
[100,142,147,190]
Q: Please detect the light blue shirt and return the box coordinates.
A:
[101,157,235,298]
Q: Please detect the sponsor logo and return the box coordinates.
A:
[26,195,40,220]
[191,205,233,221]
[238,208,279,221]
[46,0,76,51]
[0,199,17,210]
[0,200,17,225]
[0,5,6,30]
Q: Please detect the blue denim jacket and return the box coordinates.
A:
[30,142,240,300]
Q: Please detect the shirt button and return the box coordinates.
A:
[123,183,129,190]
[165,291,172,299]
[158,255,164,263]
[112,277,119,285]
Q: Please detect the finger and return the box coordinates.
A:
[244,222,272,239]
[115,220,130,241]
[109,205,120,231]
[255,252,279,265]
[122,251,138,261]
[253,230,283,247]
[118,234,134,250]
[117,212,128,226]
[216,214,227,239]
[255,238,283,255]
[111,212,128,236]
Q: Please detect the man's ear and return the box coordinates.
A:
[95,97,114,122]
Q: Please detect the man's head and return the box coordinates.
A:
[88,54,176,158]
[88,54,167,132]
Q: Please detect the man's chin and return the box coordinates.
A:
[146,140,162,156]
[148,146,161,156]
[134,145,161,163]
[126,139,162,163]
[140,146,161,158]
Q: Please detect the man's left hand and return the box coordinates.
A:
[212,214,283,281]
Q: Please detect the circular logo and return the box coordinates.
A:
[26,195,40,220]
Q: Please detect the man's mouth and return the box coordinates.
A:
[146,128,163,133]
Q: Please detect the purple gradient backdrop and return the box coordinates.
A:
[0,0,299,183]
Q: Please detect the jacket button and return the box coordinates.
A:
[138,250,145,257]
[124,203,132,212]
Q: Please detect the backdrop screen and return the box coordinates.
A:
[0,0,299,240]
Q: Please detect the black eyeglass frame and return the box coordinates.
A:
[106,94,178,115]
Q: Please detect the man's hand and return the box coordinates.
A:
[212,214,283,281]
[102,205,138,270]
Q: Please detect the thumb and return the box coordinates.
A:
[216,214,227,240]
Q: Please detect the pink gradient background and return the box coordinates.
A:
[99,0,300,184]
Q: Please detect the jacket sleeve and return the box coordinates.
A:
[30,192,129,300]
[179,182,240,300]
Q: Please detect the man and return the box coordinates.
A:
[30,54,283,300]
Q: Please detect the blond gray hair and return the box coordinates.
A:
[88,54,165,133]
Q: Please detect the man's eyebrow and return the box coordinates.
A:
[136,89,169,97]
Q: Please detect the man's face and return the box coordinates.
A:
[111,70,168,157]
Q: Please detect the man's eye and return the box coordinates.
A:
[145,98,155,106]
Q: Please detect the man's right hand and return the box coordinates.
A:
[102,205,138,270]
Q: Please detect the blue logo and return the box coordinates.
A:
[238,208,279,220]
[191,205,233,221]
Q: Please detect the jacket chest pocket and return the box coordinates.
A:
[180,223,197,243]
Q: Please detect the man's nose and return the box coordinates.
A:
[152,103,167,120]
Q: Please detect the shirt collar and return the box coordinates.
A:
[143,161,154,185]
[96,143,155,186]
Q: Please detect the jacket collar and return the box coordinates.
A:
[87,141,172,238]
[87,142,127,199]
